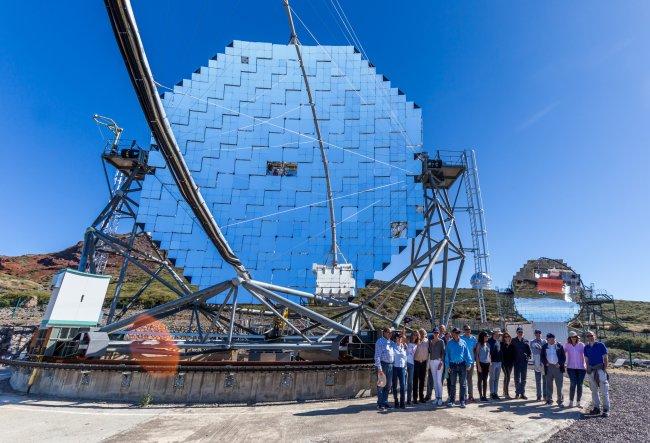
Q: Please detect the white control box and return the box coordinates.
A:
[313,263,356,299]
[41,269,111,328]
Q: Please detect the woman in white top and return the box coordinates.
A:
[406,332,418,405]
[392,332,408,409]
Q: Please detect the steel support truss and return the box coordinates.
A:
[87,1,486,358]
[89,154,465,352]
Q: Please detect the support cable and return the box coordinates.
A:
[285,0,338,264]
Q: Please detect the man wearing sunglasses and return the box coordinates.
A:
[445,327,473,408]
[512,326,532,399]
[584,330,610,417]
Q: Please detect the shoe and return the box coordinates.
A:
[413,399,418,404]
[385,404,393,409]
[558,403,564,408]
[460,402,466,408]
[602,409,609,417]
[394,401,399,409]
[490,393,497,399]
[588,407,601,415]
[537,396,542,401]
[568,401,574,408]
[546,400,553,405]
[406,401,412,406]
[515,394,520,399]
[377,405,385,411]
[424,395,431,401]
[468,397,475,403]
[437,399,443,406]
[400,402,405,409]
[493,394,501,400]
[521,395,528,400]
[576,400,581,408]
[447,401,454,407]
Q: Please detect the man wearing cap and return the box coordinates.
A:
[461,324,478,402]
[541,332,566,407]
[512,326,532,399]
[445,327,473,408]
[428,327,446,406]
[487,328,503,400]
[530,329,548,402]
[374,327,395,410]
[584,330,610,417]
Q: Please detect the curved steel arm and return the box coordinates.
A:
[104,0,249,278]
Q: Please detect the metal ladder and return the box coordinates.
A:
[93,170,126,274]
[463,150,490,323]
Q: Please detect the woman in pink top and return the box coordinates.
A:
[564,331,586,407]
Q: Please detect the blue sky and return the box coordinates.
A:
[0,1,648,301]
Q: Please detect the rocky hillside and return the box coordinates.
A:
[0,234,181,309]
[1,239,648,332]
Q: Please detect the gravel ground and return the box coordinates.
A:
[549,371,650,442]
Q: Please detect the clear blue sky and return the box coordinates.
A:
[0,1,648,301]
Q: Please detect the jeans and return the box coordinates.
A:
[377,362,393,407]
[428,359,444,400]
[466,362,475,399]
[502,364,513,395]
[535,369,548,399]
[477,362,490,398]
[545,365,564,404]
[413,360,427,402]
[567,368,586,402]
[406,362,414,403]
[489,361,502,396]
[514,362,528,395]
[587,368,610,410]
[392,366,406,405]
[426,364,433,399]
[448,362,467,403]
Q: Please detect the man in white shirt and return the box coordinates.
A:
[541,333,566,407]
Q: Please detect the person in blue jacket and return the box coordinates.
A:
[374,326,395,410]
[445,327,473,408]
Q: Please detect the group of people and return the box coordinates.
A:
[374,324,611,417]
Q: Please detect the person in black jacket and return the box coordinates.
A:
[541,332,566,407]
[512,327,532,399]
[487,329,503,399]
[501,332,516,399]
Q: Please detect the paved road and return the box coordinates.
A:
[0,368,581,442]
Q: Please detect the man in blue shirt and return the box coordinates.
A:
[584,330,610,416]
[374,326,395,410]
[461,324,478,402]
[445,327,472,408]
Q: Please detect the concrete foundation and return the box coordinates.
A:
[7,360,376,404]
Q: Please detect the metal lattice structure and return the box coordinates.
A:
[49,1,496,360]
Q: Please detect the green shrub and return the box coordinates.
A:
[605,336,650,353]
[139,393,153,407]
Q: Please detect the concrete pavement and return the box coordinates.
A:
[0,368,581,442]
